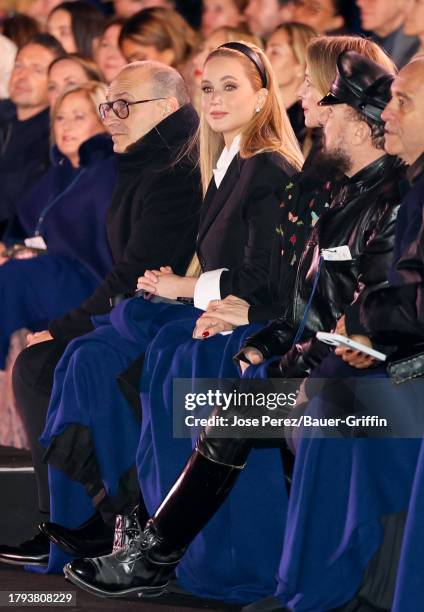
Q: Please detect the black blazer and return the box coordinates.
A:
[197,151,296,300]
[49,104,202,340]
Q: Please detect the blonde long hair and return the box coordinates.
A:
[198,42,303,193]
[185,43,304,277]
[307,35,397,97]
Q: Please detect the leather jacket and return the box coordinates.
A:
[242,154,405,377]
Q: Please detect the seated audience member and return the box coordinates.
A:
[18,42,301,586]
[0,82,115,369]
[291,0,345,34]
[356,0,419,67]
[189,24,262,110]
[47,54,103,108]
[403,0,424,57]
[37,38,393,592]
[62,49,405,603]
[0,33,64,239]
[118,7,197,70]
[269,56,424,612]
[113,0,174,19]
[0,35,16,99]
[2,13,39,48]
[47,1,104,57]
[266,21,316,146]
[49,41,393,594]
[201,0,247,37]
[244,0,294,38]
[1,61,202,567]
[94,18,127,84]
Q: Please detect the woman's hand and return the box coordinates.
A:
[27,330,53,347]
[137,266,197,299]
[192,315,234,339]
[137,266,173,293]
[137,266,187,298]
[205,295,250,327]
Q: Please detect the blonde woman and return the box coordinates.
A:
[266,22,316,145]
[296,34,397,161]
[40,43,302,599]
[301,35,397,130]
[0,82,115,372]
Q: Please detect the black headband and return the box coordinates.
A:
[218,42,268,88]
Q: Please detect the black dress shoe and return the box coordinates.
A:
[39,511,114,558]
[0,532,49,566]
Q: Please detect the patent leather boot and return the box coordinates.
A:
[64,449,242,598]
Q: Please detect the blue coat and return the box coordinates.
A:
[16,133,115,282]
[0,134,116,368]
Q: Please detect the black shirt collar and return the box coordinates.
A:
[407,152,424,185]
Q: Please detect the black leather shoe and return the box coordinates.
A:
[64,520,181,598]
[39,511,114,557]
[0,532,49,566]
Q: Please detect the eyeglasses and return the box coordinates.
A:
[98,97,167,120]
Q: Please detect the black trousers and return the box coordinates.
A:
[12,339,69,513]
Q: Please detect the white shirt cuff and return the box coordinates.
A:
[194,268,233,335]
[194,268,228,310]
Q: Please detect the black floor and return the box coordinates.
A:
[0,565,241,611]
[0,447,242,611]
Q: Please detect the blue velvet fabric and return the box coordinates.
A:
[0,255,97,368]
[36,299,201,575]
[0,134,116,368]
[275,353,421,611]
[136,308,287,604]
[392,438,424,612]
[15,134,115,283]
[37,297,288,603]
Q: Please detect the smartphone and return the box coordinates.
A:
[316,332,387,362]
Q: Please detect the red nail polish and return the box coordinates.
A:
[202,331,210,338]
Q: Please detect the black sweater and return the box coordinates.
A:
[49,104,202,340]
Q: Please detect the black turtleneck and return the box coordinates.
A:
[0,105,50,236]
[49,104,203,341]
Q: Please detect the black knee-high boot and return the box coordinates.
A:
[64,447,244,598]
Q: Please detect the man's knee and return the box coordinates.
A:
[13,339,68,398]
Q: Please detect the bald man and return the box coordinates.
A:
[1,61,202,567]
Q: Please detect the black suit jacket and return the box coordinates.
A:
[197,151,296,300]
[49,104,202,340]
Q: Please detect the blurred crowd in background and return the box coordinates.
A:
[1,0,423,238]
